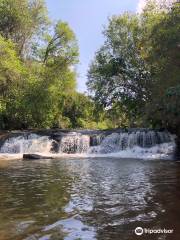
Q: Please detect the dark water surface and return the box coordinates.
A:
[0,158,180,240]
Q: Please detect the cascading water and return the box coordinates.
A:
[0,130,176,159]
[0,134,53,154]
[58,133,90,154]
[90,131,173,154]
[89,131,175,159]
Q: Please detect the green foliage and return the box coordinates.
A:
[0,0,99,130]
[87,1,180,131]
[141,1,180,129]
[1,0,179,131]
[43,21,78,64]
[87,13,151,126]
[0,35,24,96]
[60,93,96,129]
[0,0,49,57]
[0,35,26,129]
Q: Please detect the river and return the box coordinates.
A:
[0,157,180,240]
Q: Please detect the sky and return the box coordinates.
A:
[46,0,141,92]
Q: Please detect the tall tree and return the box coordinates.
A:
[87,13,151,125]
[141,1,180,129]
[87,1,179,130]
[0,0,49,57]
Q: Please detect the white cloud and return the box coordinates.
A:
[137,0,147,13]
[137,0,176,13]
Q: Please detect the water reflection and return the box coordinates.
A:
[0,158,180,239]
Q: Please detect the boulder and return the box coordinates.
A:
[23,154,54,160]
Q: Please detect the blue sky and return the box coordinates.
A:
[46,0,140,92]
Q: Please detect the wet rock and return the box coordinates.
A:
[23,154,54,160]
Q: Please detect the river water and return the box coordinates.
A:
[0,157,180,240]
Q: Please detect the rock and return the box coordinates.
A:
[23,154,54,160]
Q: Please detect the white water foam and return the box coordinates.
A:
[0,134,53,154]
[0,131,176,160]
[59,132,90,154]
[88,142,176,160]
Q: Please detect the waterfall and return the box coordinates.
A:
[89,131,174,156]
[0,130,176,159]
[90,134,105,146]
[0,134,53,154]
[59,133,90,154]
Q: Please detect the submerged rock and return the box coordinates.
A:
[23,154,54,160]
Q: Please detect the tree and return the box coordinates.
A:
[0,35,25,129]
[87,13,151,126]
[41,21,79,94]
[141,1,180,129]
[0,0,49,58]
[0,17,80,129]
[87,1,179,131]
[43,21,78,65]
[0,35,24,97]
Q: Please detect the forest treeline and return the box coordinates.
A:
[0,0,102,129]
[87,0,180,133]
[0,0,179,132]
